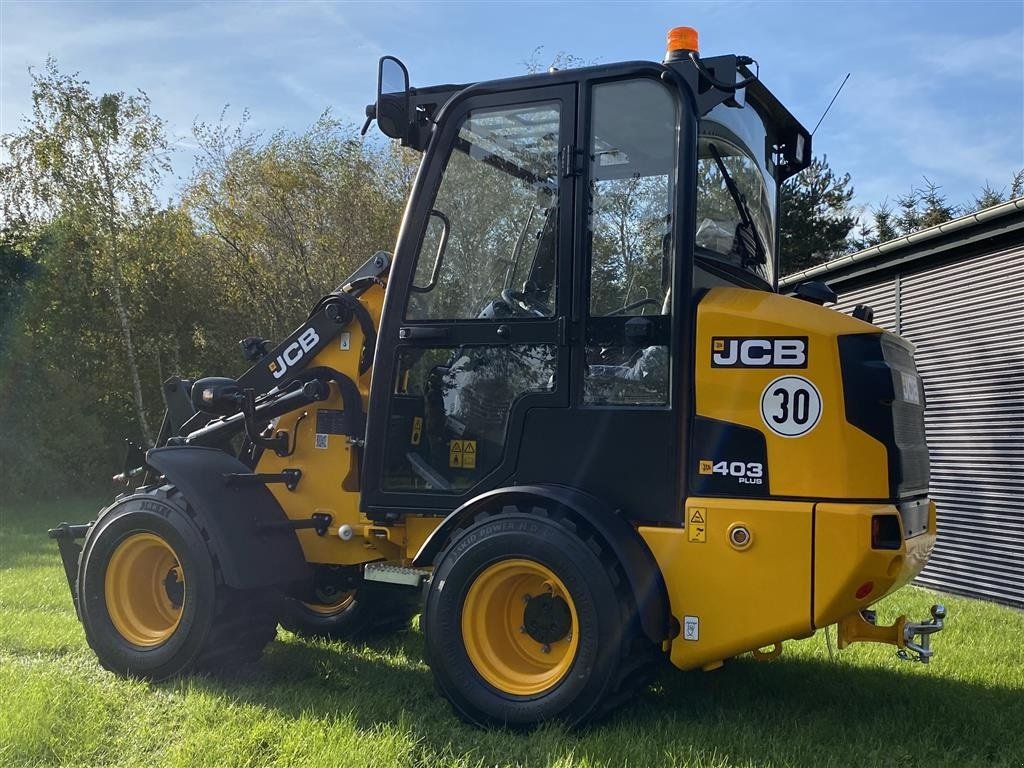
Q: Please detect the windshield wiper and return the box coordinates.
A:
[707,143,766,267]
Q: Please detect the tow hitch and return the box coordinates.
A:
[897,604,946,663]
[837,604,947,663]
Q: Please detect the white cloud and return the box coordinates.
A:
[917,28,1024,80]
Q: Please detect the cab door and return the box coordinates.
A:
[362,85,576,515]
[513,72,690,525]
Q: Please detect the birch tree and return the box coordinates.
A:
[1,58,169,444]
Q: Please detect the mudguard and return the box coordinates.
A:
[146,446,310,589]
[412,484,671,644]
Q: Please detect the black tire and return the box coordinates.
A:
[280,583,420,640]
[77,486,279,681]
[422,504,661,729]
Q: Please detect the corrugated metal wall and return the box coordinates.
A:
[833,245,1024,606]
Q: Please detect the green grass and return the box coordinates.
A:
[1,499,1022,768]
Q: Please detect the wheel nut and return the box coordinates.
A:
[541,644,551,654]
[519,625,526,633]
[522,594,531,604]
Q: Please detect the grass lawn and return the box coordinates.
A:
[1,498,1022,768]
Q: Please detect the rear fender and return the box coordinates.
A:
[146,446,310,589]
[412,484,670,644]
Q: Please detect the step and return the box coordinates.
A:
[363,562,430,588]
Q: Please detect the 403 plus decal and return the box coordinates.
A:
[699,459,765,485]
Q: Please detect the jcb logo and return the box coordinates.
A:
[268,327,320,380]
[711,337,807,368]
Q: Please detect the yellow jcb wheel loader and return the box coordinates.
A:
[49,26,946,728]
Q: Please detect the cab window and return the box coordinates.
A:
[406,102,561,321]
[584,78,676,406]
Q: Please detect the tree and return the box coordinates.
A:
[870,200,899,244]
[970,169,1024,211]
[185,111,414,340]
[0,225,38,343]
[973,182,1006,211]
[0,58,169,444]
[894,177,960,235]
[522,47,593,74]
[779,155,858,273]
[846,213,877,252]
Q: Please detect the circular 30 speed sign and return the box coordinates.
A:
[760,376,822,437]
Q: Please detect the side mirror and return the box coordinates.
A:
[191,377,244,416]
[374,56,411,141]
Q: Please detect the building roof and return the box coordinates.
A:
[780,196,1024,289]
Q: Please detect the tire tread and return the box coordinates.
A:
[426,500,663,727]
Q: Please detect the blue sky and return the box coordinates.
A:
[2,0,1022,213]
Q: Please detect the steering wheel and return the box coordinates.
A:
[602,298,660,317]
[501,287,547,317]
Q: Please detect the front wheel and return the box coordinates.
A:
[422,506,659,728]
[77,487,279,680]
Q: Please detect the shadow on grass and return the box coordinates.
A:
[187,630,1020,767]
[7,506,1017,765]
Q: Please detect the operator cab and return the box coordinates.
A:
[360,31,810,521]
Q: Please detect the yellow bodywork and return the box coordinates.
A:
[640,287,938,670]
[256,282,402,565]
[255,282,935,668]
[814,500,937,625]
[695,288,888,499]
[642,498,937,671]
[641,498,815,670]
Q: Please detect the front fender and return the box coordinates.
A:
[146,446,310,589]
[412,484,670,643]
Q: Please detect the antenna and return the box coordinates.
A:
[811,73,850,137]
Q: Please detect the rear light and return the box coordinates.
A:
[871,515,902,550]
[855,581,874,600]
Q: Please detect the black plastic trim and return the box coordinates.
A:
[146,446,311,589]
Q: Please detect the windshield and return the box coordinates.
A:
[696,103,777,286]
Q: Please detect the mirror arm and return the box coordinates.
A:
[361,104,376,136]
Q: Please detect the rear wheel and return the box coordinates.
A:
[423,505,659,728]
[78,487,278,681]
[281,582,419,640]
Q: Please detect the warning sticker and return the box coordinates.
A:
[449,439,477,469]
[683,615,699,641]
[687,508,707,543]
[698,460,713,475]
[410,416,423,446]
[315,434,328,450]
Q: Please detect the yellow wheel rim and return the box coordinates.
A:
[461,558,579,696]
[104,533,185,647]
[302,590,356,616]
